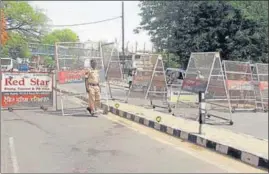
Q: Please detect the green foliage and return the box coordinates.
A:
[43,55,54,67]
[1,1,47,58]
[4,1,48,40]
[42,29,79,44]
[229,1,268,25]
[1,32,31,58]
[136,1,268,68]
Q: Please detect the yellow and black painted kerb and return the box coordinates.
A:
[57,87,269,171]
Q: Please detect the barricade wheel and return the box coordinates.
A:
[253,109,256,113]
[8,107,13,112]
[231,108,235,113]
[40,106,48,111]
[153,105,155,109]
[168,108,172,113]
[229,121,233,125]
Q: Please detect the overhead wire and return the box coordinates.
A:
[48,16,122,27]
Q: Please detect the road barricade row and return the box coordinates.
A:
[55,85,268,171]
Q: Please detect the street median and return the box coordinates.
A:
[55,86,268,171]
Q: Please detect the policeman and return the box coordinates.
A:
[85,59,102,114]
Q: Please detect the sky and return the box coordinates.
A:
[30,1,153,51]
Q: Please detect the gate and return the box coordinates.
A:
[55,41,109,116]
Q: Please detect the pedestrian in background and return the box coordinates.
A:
[127,70,133,88]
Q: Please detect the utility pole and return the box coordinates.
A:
[121,1,125,76]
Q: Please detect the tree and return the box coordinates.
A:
[136,1,268,68]
[1,32,31,58]
[4,1,48,41]
[229,1,268,25]
[43,55,54,68]
[1,1,48,58]
[0,9,9,45]
[41,29,79,45]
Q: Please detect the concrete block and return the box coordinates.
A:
[241,152,259,167]
[180,131,189,140]
[126,113,132,119]
[216,144,228,154]
[144,119,149,126]
[196,137,207,147]
[134,116,140,123]
[166,127,174,135]
[154,123,160,130]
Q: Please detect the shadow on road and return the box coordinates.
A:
[34,109,99,118]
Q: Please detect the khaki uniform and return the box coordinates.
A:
[85,69,101,110]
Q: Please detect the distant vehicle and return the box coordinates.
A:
[18,63,29,72]
[165,68,185,85]
[1,58,19,71]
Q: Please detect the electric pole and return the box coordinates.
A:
[121,1,125,75]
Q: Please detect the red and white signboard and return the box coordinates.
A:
[1,72,53,107]
[2,72,52,92]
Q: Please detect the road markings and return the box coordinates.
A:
[8,137,19,173]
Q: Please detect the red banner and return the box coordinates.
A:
[58,70,86,84]
[182,78,208,93]
[226,80,253,90]
[260,81,268,90]
[2,94,51,107]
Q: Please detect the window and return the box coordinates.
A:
[1,59,11,65]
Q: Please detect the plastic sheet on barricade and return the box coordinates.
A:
[1,71,54,111]
[223,61,257,112]
[55,41,109,116]
[173,52,233,125]
[252,63,268,112]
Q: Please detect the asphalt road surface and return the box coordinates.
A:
[59,83,268,140]
[1,96,265,173]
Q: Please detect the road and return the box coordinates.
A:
[1,96,265,173]
[59,83,269,140]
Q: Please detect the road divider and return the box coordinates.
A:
[54,86,268,171]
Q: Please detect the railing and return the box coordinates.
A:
[28,43,55,56]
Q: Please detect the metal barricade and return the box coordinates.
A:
[1,71,54,112]
[223,61,257,112]
[252,63,268,112]
[104,41,128,102]
[126,54,168,110]
[54,41,109,116]
[173,52,233,125]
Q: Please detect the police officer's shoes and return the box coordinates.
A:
[86,107,92,114]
